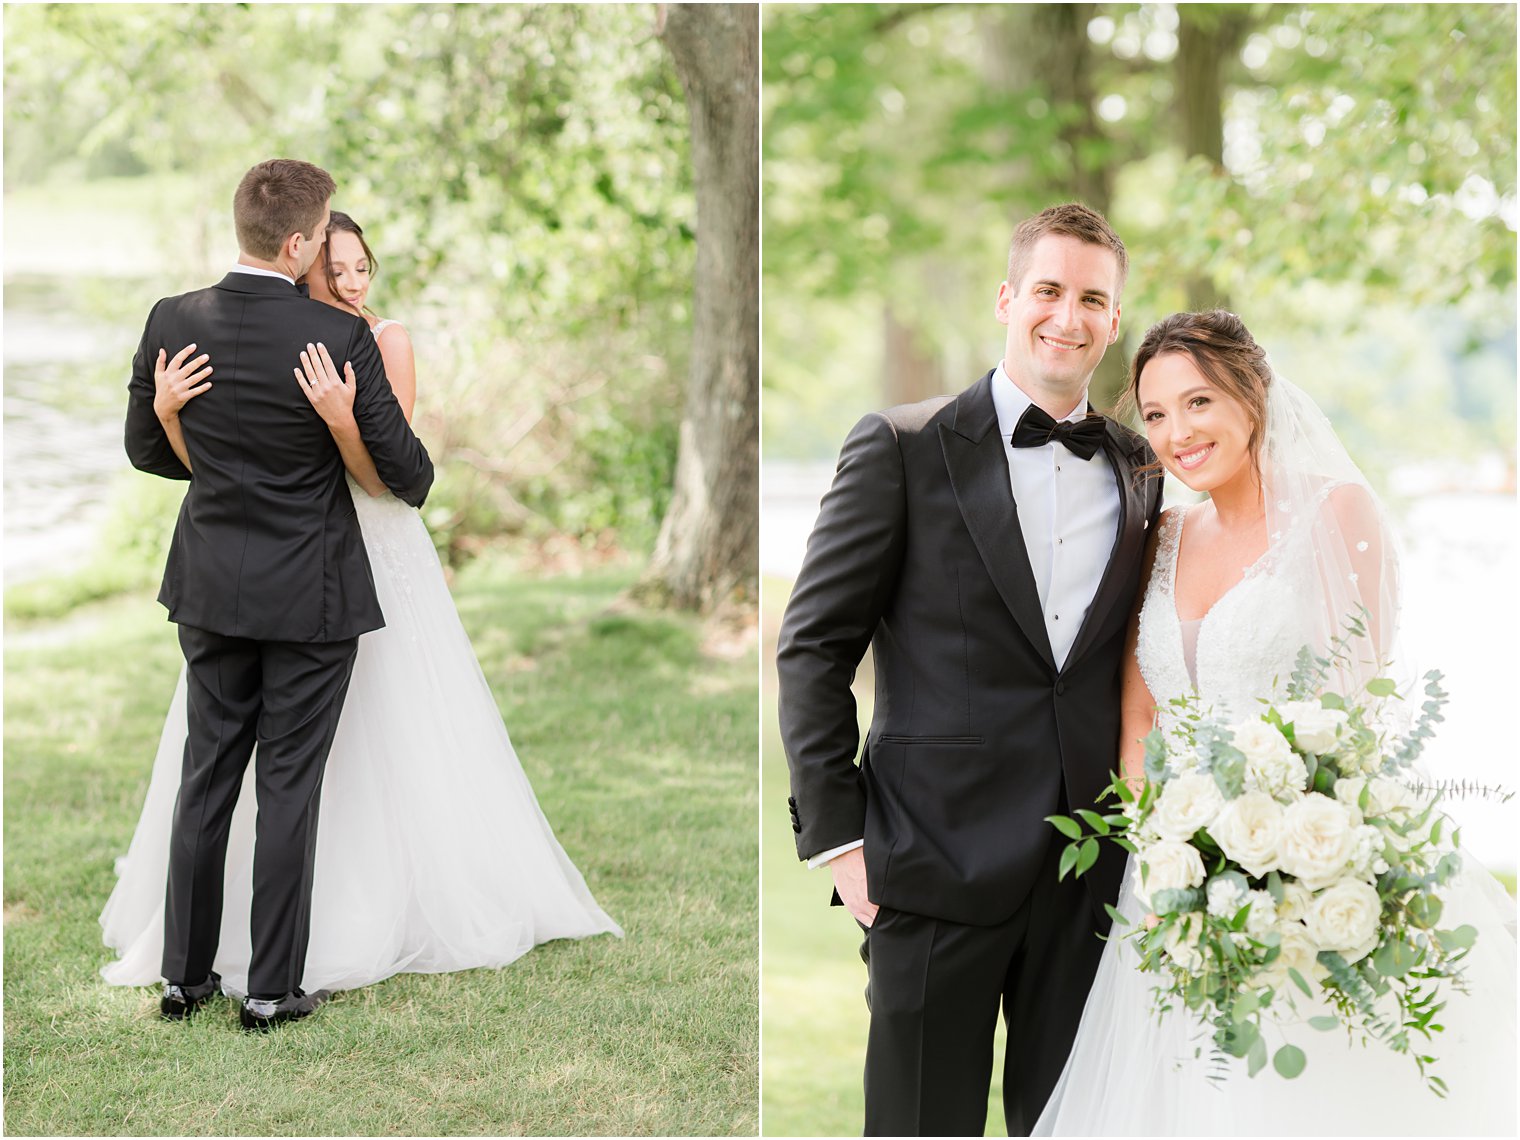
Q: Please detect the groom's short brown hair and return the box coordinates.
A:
[234,159,336,260]
[1006,202,1128,300]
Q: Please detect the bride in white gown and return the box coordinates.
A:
[101,213,621,997]
[1034,311,1515,1136]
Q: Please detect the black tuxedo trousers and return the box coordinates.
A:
[162,626,358,998]
[778,372,1162,1135]
[861,805,1103,1136]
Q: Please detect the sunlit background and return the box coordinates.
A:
[5,3,696,597]
[759,5,1516,1134]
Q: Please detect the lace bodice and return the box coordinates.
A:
[1135,506,1321,719]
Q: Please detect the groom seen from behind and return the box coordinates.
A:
[124,158,434,1030]
[777,204,1163,1135]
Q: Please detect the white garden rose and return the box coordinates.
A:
[1277,793,1359,890]
[1137,841,1206,910]
[1210,791,1284,878]
[1258,921,1329,993]
[1336,775,1422,821]
[1279,700,1349,754]
[1277,880,1314,923]
[1232,718,1309,800]
[1153,773,1226,841]
[1305,879,1383,963]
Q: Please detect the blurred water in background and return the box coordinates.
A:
[764,458,1518,872]
[4,276,142,581]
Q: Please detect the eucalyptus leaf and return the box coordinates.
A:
[1273,1044,1307,1079]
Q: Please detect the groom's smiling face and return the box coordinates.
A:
[996,234,1121,405]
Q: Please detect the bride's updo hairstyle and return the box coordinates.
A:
[320,211,381,317]
[1125,309,1272,487]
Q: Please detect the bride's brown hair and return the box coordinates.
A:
[1124,309,1273,487]
[320,211,380,317]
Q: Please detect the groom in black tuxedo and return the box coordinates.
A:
[125,158,433,1029]
[778,203,1162,1134]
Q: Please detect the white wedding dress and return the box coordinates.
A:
[1033,507,1517,1135]
[100,323,622,995]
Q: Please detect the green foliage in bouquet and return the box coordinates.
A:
[1046,617,1485,1094]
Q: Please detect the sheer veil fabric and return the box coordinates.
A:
[1031,370,1516,1135]
[100,472,622,996]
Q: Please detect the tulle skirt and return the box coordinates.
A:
[99,484,621,995]
[1033,853,1516,1135]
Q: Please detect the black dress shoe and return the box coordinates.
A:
[160,972,222,1020]
[239,988,332,1031]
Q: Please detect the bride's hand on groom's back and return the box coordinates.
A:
[294,341,358,428]
[153,344,213,421]
[830,846,879,927]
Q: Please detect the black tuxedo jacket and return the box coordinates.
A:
[125,272,434,643]
[777,370,1163,926]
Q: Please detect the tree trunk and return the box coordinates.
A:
[1177,5,1252,312]
[882,304,946,406]
[639,3,758,612]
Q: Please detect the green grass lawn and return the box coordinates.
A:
[759,577,1009,1138]
[4,560,758,1136]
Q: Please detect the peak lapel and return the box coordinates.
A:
[941,372,1057,672]
[1063,420,1150,670]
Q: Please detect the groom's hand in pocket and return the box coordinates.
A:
[830,846,878,927]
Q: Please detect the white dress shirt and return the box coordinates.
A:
[810,364,1122,870]
[229,263,296,285]
[990,360,1121,670]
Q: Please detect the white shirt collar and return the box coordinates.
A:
[229,263,296,286]
[990,360,1091,440]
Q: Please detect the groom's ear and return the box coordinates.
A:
[1107,305,1122,344]
[994,280,1013,325]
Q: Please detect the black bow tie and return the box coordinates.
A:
[1009,404,1106,460]
[295,282,310,297]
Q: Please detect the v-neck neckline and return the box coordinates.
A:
[1169,504,1273,628]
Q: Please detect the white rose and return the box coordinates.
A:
[1338,776,1421,821]
[1278,793,1359,890]
[1211,791,1285,878]
[1258,921,1329,993]
[1277,880,1314,923]
[1372,777,1428,817]
[1232,718,1309,801]
[1279,700,1349,754]
[1333,776,1368,826]
[1137,841,1206,910]
[1305,879,1383,963]
[1153,773,1226,841]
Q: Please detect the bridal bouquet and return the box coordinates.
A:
[1049,620,1478,1093]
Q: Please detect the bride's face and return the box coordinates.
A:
[1137,351,1257,493]
[305,230,371,315]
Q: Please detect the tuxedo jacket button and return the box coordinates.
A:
[1055,681,1066,695]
